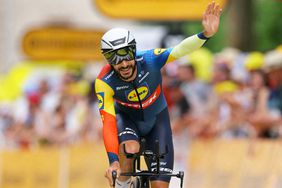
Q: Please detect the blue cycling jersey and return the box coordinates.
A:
[113,48,173,133]
[95,33,207,164]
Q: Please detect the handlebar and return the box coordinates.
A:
[178,171,184,188]
[112,171,117,187]
[121,138,184,188]
[120,170,184,188]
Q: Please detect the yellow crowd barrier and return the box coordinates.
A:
[187,139,282,188]
[0,142,109,188]
[1,139,282,188]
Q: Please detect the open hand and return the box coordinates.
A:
[202,1,222,38]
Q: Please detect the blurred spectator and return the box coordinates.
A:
[205,61,253,138]
[168,79,191,135]
[259,50,282,137]
[264,50,282,114]
[177,59,211,116]
[246,69,279,138]
[0,104,14,148]
[167,79,191,180]
[161,69,175,109]
[171,58,215,139]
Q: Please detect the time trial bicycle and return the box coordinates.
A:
[112,138,184,188]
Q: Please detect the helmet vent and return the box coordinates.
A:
[110,37,126,46]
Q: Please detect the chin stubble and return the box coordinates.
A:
[118,64,136,81]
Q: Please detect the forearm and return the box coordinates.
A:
[170,32,208,59]
[102,111,120,164]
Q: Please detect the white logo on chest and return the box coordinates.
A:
[116,85,129,90]
[139,72,149,83]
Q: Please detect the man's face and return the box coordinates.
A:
[112,60,137,81]
[267,68,282,88]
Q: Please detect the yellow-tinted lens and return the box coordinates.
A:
[116,48,128,56]
[104,51,114,59]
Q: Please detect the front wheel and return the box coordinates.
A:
[129,177,142,188]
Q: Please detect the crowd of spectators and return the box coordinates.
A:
[166,47,282,141]
[0,46,281,150]
[0,66,103,149]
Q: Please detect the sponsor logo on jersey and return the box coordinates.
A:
[105,70,114,80]
[97,92,104,110]
[116,84,161,109]
[154,48,166,55]
[127,86,149,102]
[118,128,138,138]
[116,85,129,91]
[138,72,149,83]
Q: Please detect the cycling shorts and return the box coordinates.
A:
[116,107,174,182]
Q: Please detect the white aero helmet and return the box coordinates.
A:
[101,28,136,52]
[101,28,136,65]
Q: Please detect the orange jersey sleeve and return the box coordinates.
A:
[95,78,119,164]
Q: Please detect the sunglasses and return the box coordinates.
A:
[104,46,136,65]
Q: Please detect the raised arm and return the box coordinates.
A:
[168,1,222,61]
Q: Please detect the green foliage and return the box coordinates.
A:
[182,0,282,52]
[254,0,282,51]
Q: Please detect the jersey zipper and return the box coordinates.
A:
[131,82,144,121]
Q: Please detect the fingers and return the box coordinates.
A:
[206,2,213,15]
[105,162,121,187]
[206,1,222,16]
[215,3,222,17]
[104,169,117,186]
[210,1,216,14]
[105,169,113,186]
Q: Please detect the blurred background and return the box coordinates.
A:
[0,0,282,187]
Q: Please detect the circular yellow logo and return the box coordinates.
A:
[154,48,165,55]
[97,93,104,109]
[127,86,149,102]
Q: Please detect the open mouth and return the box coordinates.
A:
[120,67,132,75]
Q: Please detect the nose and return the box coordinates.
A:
[120,60,129,67]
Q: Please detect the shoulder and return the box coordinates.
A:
[97,64,114,80]
[136,48,173,58]
[136,48,173,67]
[95,64,115,93]
[96,64,116,86]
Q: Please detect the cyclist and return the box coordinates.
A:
[95,2,222,187]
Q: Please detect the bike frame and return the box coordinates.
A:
[112,138,184,188]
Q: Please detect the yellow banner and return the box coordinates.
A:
[0,143,109,188]
[1,148,60,188]
[95,0,228,20]
[2,139,282,188]
[22,28,104,60]
[187,139,282,188]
